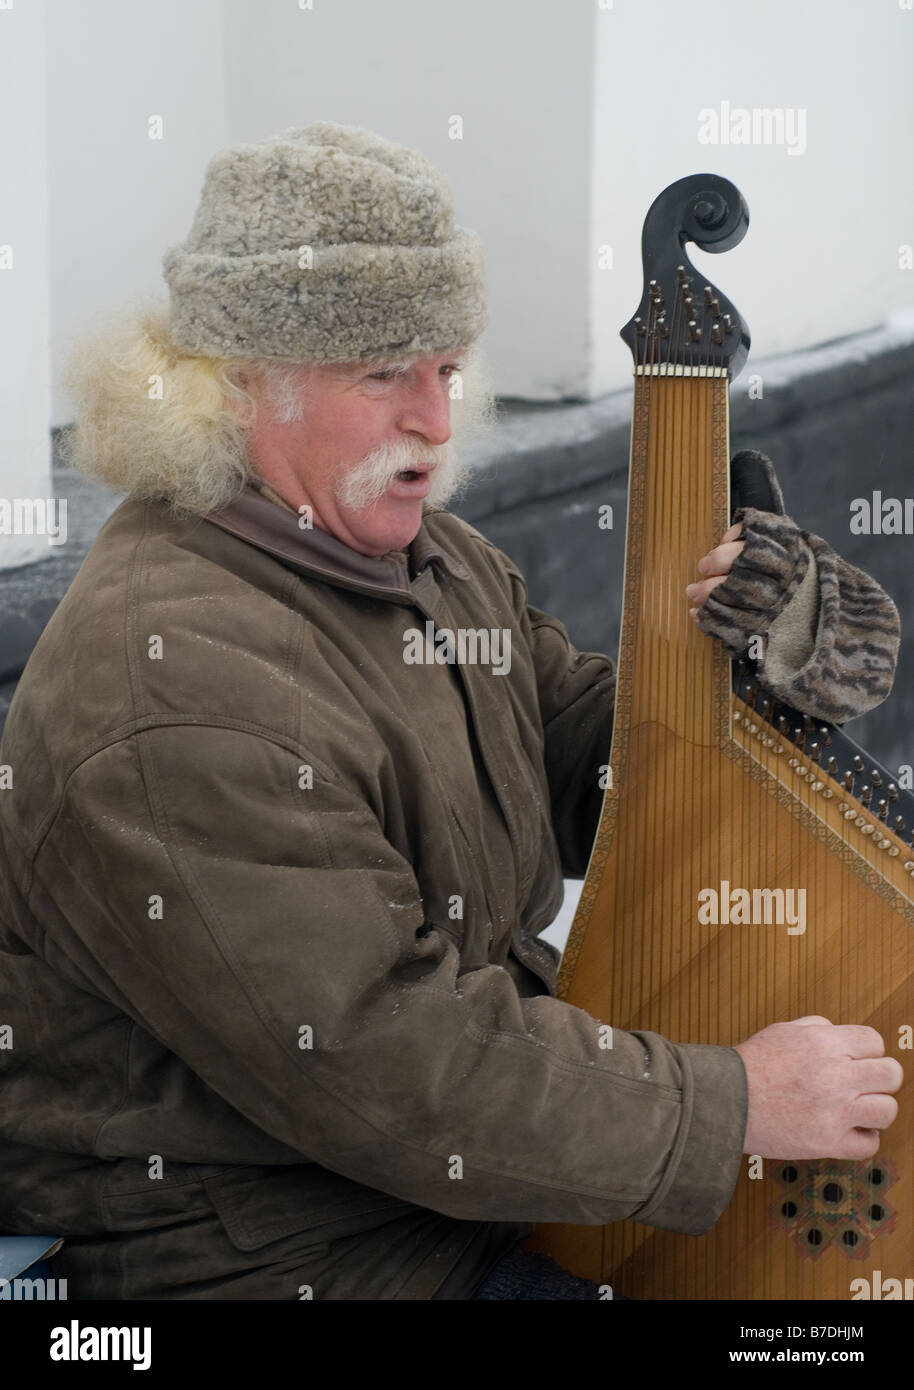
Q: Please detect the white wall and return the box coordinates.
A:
[35,0,914,425]
[0,0,52,569]
[221,0,596,398]
[46,0,229,424]
[590,0,914,395]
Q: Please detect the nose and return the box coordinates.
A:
[396,370,452,448]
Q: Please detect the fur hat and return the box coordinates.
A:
[161,121,488,363]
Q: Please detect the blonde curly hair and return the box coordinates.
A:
[58,295,496,519]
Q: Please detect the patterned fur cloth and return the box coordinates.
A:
[695,451,900,725]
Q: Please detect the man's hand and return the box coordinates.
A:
[733,1016,904,1159]
[685,522,745,619]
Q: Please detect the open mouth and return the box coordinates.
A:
[396,466,430,481]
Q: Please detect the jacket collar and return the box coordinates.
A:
[201,482,470,600]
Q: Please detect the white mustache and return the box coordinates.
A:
[334,438,462,510]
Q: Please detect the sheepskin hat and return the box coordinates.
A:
[161,120,488,363]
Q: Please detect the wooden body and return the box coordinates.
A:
[525,376,914,1298]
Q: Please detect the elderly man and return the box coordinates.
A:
[0,122,903,1301]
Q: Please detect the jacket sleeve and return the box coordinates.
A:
[522,599,615,880]
[34,723,747,1236]
[471,537,615,880]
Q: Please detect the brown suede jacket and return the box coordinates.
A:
[0,473,899,1299]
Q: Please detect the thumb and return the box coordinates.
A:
[790,1015,832,1027]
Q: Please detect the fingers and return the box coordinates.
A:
[851,1092,899,1131]
[687,531,746,613]
[790,1015,833,1027]
[697,538,745,576]
[834,1024,889,1060]
[850,1056,904,1095]
[687,572,732,609]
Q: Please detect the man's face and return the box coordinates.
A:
[244,350,469,557]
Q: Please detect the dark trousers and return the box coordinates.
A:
[470,1246,627,1300]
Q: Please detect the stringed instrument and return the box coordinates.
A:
[524,174,914,1300]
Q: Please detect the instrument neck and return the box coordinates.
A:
[618,374,732,744]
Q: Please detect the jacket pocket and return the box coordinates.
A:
[201,1162,415,1253]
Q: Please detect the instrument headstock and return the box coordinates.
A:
[620,173,751,380]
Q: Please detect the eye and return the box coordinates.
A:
[441,363,465,377]
[368,368,405,382]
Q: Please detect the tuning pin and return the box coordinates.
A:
[844,770,855,790]
[794,726,806,748]
[722,314,733,334]
[827,756,838,775]
[703,286,714,305]
[711,322,724,345]
[860,785,872,807]
[635,316,646,336]
[852,755,864,772]
[760,698,771,718]
[819,727,832,746]
[878,799,889,821]
[894,815,905,834]
[688,320,701,342]
[809,741,821,764]
[872,770,883,787]
[777,715,788,734]
[889,783,899,800]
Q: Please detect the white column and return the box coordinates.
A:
[0,0,54,571]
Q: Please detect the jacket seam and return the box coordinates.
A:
[23,718,345,879]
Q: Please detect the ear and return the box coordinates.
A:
[729,449,787,518]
